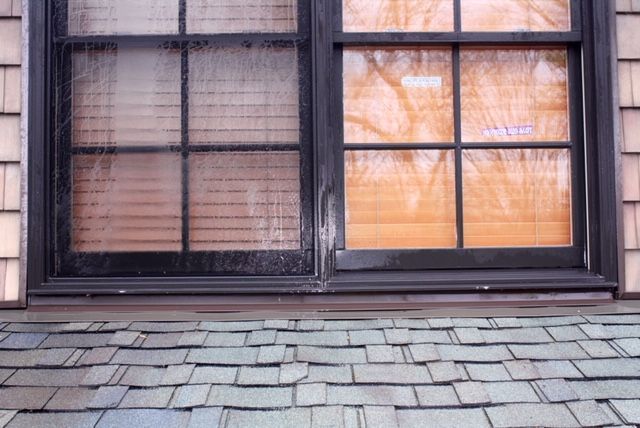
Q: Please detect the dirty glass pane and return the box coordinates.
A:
[463,149,572,247]
[345,150,456,249]
[67,0,179,35]
[189,46,300,145]
[461,0,570,32]
[72,47,181,148]
[186,0,298,34]
[189,152,301,251]
[342,0,453,32]
[343,47,454,144]
[72,153,183,252]
[460,48,569,143]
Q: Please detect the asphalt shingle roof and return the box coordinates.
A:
[0,314,637,426]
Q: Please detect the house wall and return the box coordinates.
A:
[0,0,21,303]
[618,0,640,294]
[0,2,632,301]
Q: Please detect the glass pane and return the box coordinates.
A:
[342,0,453,32]
[189,46,300,145]
[72,153,182,252]
[72,47,181,148]
[187,0,298,34]
[344,47,454,144]
[463,149,572,247]
[461,48,569,143]
[189,152,301,251]
[345,150,456,249]
[461,0,570,32]
[67,0,179,35]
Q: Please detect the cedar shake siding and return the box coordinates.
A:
[0,0,21,303]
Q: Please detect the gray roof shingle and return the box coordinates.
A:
[0,313,636,426]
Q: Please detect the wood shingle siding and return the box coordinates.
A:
[618,1,640,294]
[0,0,21,303]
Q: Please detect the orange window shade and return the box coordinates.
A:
[344,47,454,144]
[72,153,182,252]
[342,0,453,32]
[462,149,572,248]
[461,0,570,32]
[189,152,301,251]
[189,47,300,145]
[187,0,298,34]
[345,150,457,249]
[72,48,181,148]
[67,0,179,35]
[460,48,569,143]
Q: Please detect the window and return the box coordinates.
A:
[334,0,584,271]
[29,0,618,291]
[52,0,313,276]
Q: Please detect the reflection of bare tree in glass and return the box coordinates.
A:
[346,150,455,249]
[345,48,453,143]
[343,0,453,32]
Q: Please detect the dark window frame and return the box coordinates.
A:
[333,0,586,271]
[27,0,619,296]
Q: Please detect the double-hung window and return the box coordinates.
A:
[52,0,313,276]
[333,0,585,272]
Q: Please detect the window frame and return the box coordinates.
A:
[48,0,316,277]
[26,0,619,296]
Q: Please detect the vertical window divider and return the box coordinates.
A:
[453,46,463,249]
[453,0,464,248]
[179,0,190,252]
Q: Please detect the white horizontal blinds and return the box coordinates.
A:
[188,46,302,250]
[67,5,304,254]
[72,48,181,148]
[71,48,183,253]
[345,150,457,249]
[462,149,572,247]
[72,153,183,252]
[189,152,301,250]
[67,0,179,35]
[187,0,298,34]
[189,47,300,145]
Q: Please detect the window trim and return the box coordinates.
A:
[27,0,619,296]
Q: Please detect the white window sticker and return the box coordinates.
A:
[482,125,534,137]
[401,76,442,88]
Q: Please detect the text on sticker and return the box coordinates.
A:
[401,76,442,88]
[482,125,533,137]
